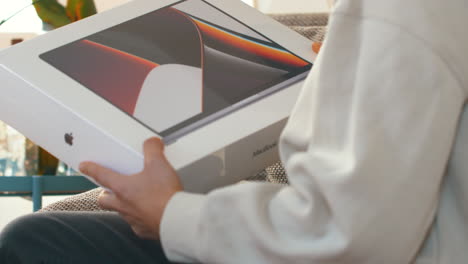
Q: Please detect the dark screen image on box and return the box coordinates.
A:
[40,0,312,138]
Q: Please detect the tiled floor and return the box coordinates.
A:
[0,195,71,231]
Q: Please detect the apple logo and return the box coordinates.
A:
[64,133,74,146]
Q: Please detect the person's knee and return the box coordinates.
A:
[0,214,41,249]
[0,213,48,263]
[0,213,56,253]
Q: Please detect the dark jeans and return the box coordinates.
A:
[0,212,176,264]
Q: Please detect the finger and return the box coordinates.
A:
[143,137,165,167]
[312,42,322,54]
[120,213,143,227]
[130,225,155,240]
[97,190,122,211]
[120,213,157,239]
[79,161,127,193]
[130,225,146,238]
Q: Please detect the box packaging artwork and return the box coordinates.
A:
[0,0,314,192]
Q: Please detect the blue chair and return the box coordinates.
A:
[0,175,97,211]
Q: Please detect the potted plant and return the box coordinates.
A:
[33,0,97,28]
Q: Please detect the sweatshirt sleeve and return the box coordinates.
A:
[160,12,465,264]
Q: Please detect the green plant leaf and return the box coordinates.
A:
[33,0,72,28]
[66,0,97,22]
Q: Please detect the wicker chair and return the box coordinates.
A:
[39,13,329,212]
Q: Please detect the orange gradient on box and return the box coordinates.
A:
[82,39,160,69]
[76,39,160,114]
[193,19,309,68]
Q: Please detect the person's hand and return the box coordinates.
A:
[79,137,183,240]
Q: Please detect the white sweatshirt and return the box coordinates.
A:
[160,0,468,263]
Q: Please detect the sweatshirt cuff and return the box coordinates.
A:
[160,191,206,263]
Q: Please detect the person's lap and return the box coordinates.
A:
[0,211,175,264]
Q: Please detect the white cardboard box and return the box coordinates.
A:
[0,33,37,50]
[0,0,315,192]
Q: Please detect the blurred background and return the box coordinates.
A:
[1,0,331,35]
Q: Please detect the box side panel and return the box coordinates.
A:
[179,118,287,193]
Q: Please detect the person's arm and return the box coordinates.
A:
[159,12,465,263]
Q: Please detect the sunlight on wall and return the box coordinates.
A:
[0,0,256,33]
[241,0,255,6]
[0,0,45,33]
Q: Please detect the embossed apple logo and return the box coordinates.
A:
[64,133,74,146]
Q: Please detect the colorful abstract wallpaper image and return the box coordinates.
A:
[40,0,312,137]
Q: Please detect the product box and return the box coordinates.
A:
[0,0,315,192]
